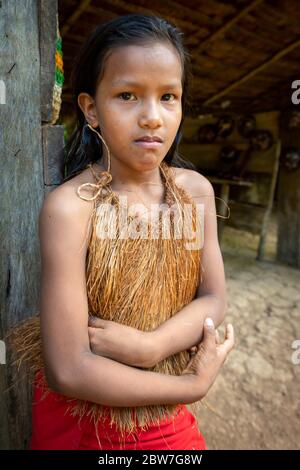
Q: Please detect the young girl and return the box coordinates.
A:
[10,14,234,450]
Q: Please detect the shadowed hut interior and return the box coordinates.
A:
[57,0,300,266]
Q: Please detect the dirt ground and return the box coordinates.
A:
[190,222,300,450]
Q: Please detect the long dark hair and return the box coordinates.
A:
[63,13,195,182]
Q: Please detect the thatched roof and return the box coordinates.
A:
[59,0,300,115]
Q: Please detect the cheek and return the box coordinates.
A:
[100,111,128,143]
[97,96,128,130]
[173,105,182,122]
[164,108,182,136]
[101,120,130,157]
[163,102,182,120]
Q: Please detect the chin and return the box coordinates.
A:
[138,153,162,168]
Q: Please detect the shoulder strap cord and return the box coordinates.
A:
[76,163,112,202]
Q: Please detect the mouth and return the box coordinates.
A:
[134,135,164,149]
[134,140,163,149]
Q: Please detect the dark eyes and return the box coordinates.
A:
[118,92,177,102]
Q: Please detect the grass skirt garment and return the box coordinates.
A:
[8,160,206,450]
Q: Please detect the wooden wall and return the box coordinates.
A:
[180,111,280,234]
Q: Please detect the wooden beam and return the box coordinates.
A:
[193,0,264,53]
[87,0,209,31]
[61,0,92,37]
[247,78,293,111]
[203,36,300,106]
[156,0,220,29]
[91,0,197,34]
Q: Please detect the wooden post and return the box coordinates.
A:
[257,140,281,261]
[0,0,64,449]
[39,0,65,191]
[277,157,300,268]
[0,0,44,449]
[217,183,230,243]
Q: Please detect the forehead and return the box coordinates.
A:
[101,42,183,87]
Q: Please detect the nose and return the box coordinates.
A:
[138,99,163,129]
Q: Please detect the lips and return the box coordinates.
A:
[134,140,163,150]
[134,135,163,143]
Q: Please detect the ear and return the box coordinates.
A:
[77,92,99,128]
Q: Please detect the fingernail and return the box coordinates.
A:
[205,317,214,328]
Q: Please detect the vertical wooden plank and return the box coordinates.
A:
[42,124,65,185]
[217,183,230,243]
[39,0,65,196]
[39,0,58,123]
[257,140,281,261]
[277,168,300,268]
[0,0,44,449]
[277,119,300,268]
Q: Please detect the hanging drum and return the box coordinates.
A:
[250,130,273,151]
[216,115,235,138]
[197,124,218,144]
[281,147,300,171]
[237,114,256,138]
[220,145,240,163]
[281,109,300,129]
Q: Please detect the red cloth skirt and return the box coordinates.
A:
[29,371,206,451]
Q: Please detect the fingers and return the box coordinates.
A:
[186,319,232,361]
[201,317,216,349]
[219,324,235,355]
[88,316,106,328]
[224,324,234,349]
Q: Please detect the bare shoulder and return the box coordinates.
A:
[39,167,96,242]
[172,166,214,199]
[41,167,95,215]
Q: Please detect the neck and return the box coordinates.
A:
[97,152,164,191]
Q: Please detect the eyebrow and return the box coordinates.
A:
[110,80,182,89]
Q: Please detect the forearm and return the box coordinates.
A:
[153,294,226,363]
[53,351,194,407]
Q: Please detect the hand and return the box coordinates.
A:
[88,316,155,368]
[181,317,234,402]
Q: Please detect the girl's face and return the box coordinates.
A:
[81,42,183,173]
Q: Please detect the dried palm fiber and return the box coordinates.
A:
[6,159,203,440]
